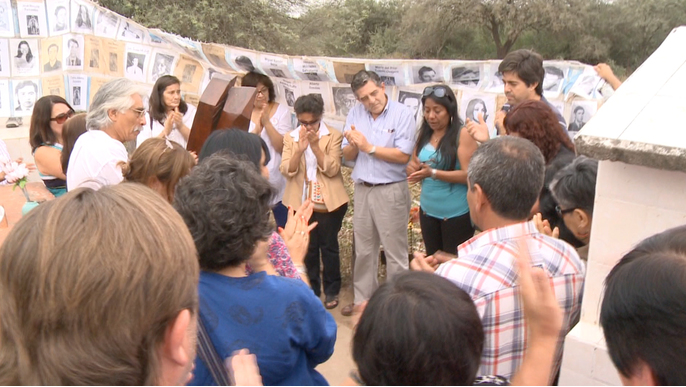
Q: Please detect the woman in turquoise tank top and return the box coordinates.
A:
[407,85,478,255]
[29,96,74,197]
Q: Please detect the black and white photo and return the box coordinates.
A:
[94,8,120,38]
[412,64,443,83]
[26,15,39,35]
[13,79,38,114]
[150,53,174,83]
[451,65,481,87]
[125,52,146,81]
[182,64,196,83]
[63,37,83,67]
[270,68,286,78]
[119,21,144,42]
[11,39,39,76]
[44,43,61,72]
[333,87,356,117]
[284,88,295,107]
[72,2,93,32]
[379,75,396,86]
[398,91,422,121]
[72,86,81,106]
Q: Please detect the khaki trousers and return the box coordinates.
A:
[352,181,411,304]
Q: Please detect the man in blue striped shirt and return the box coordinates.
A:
[340,70,416,316]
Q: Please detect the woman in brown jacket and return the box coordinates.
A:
[280,94,349,309]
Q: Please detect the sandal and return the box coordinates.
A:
[325,296,339,310]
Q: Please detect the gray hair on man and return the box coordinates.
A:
[467,136,545,220]
[351,70,382,93]
[550,156,598,214]
[87,78,148,131]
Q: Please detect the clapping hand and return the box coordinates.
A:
[345,125,372,153]
[278,200,318,266]
[533,213,559,239]
[297,126,309,153]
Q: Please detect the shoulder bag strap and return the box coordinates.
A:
[197,315,232,386]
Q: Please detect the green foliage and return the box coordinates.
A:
[96,0,686,74]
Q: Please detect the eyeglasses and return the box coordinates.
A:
[50,110,75,124]
[256,88,269,96]
[130,108,146,118]
[299,119,321,128]
[555,205,575,217]
[422,86,452,100]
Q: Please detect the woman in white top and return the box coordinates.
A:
[136,75,196,149]
[242,71,292,228]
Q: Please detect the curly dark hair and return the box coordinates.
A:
[173,152,275,271]
[503,100,575,164]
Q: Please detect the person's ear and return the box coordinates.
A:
[574,209,591,238]
[473,183,487,211]
[107,109,118,122]
[620,360,658,386]
[156,309,194,386]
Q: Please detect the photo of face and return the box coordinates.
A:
[452,66,481,87]
[419,67,436,82]
[543,66,565,92]
[54,6,67,31]
[398,91,421,120]
[235,55,255,72]
[333,87,357,117]
[109,52,118,72]
[15,81,38,112]
[466,98,489,122]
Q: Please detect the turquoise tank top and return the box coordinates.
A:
[417,143,469,219]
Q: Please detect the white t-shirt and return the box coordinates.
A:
[66,130,128,191]
[249,103,292,205]
[136,104,197,149]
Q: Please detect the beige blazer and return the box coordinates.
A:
[280,125,349,212]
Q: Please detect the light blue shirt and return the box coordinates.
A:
[342,97,416,184]
[417,143,469,219]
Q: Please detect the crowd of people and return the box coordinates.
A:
[1,47,683,386]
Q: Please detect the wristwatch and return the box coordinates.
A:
[368,146,377,156]
[431,168,437,179]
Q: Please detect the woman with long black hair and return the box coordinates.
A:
[407,85,478,255]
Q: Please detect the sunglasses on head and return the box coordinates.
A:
[50,110,75,124]
[422,86,452,100]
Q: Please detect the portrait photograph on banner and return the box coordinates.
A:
[259,53,292,79]
[483,60,504,93]
[17,0,47,38]
[123,43,151,83]
[63,34,85,70]
[459,91,497,138]
[47,0,70,36]
[397,88,423,124]
[71,0,94,34]
[291,58,328,82]
[11,78,40,116]
[0,0,15,37]
[104,38,125,77]
[118,20,146,44]
[84,35,106,74]
[543,62,568,99]
[10,38,39,77]
[201,43,232,71]
[568,99,598,134]
[0,38,10,77]
[368,62,408,87]
[40,36,62,73]
[67,74,88,111]
[42,75,66,99]
[93,6,120,39]
[148,50,176,84]
[229,48,259,73]
[174,54,204,93]
[331,85,356,118]
[450,62,484,89]
[0,79,10,117]
[410,62,444,84]
[333,61,366,84]
[276,78,301,108]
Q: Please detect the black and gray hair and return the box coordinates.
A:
[173,153,275,271]
[467,136,545,220]
[294,94,324,117]
[351,70,382,93]
[600,224,686,386]
[550,156,598,214]
[86,78,147,131]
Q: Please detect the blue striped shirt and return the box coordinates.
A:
[342,98,416,184]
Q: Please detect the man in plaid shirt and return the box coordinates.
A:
[412,136,585,380]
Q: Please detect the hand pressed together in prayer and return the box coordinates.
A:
[345,125,372,153]
[407,163,432,184]
[296,126,310,153]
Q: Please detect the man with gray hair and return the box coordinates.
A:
[67,78,147,191]
[411,136,585,380]
[340,70,416,316]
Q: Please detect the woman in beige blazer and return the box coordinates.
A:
[280,94,349,309]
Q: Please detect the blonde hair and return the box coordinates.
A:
[0,183,199,385]
[122,138,196,202]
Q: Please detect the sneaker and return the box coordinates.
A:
[6,117,22,128]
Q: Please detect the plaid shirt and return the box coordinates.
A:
[435,221,585,380]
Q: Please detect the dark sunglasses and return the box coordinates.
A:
[50,110,75,124]
[555,205,575,217]
[422,86,452,100]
